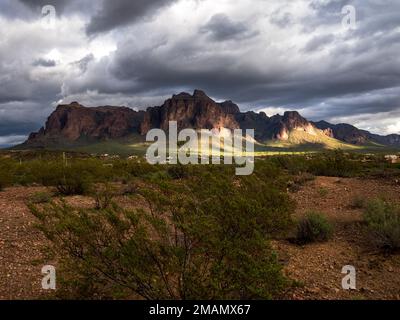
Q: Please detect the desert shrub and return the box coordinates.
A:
[296,211,333,244]
[295,172,315,184]
[287,172,315,192]
[272,156,309,175]
[120,181,138,195]
[29,191,53,204]
[29,167,294,300]
[33,159,108,195]
[167,164,189,179]
[123,160,160,178]
[350,195,366,209]
[145,170,171,182]
[0,158,16,189]
[308,151,359,177]
[91,183,117,210]
[363,199,400,251]
[55,171,92,196]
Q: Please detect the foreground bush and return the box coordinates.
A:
[296,211,333,244]
[364,199,400,251]
[29,168,294,300]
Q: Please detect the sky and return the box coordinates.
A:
[0,0,399,147]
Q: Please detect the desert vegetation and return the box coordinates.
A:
[363,198,400,252]
[1,150,400,300]
[29,166,294,299]
[295,211,334,244]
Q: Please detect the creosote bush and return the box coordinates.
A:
[296,211,333,244]
[363,199,400,251]
[29,165,294,300]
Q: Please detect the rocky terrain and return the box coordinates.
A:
[21,90,400,149]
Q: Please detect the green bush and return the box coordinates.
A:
[55,172,92,196]
[296,211,333,244]
[308,151,360,177]
[29,166,294,300]
[363,199,400,251]
[0,158,15,189]
[167,164,189,179]
[29,191,53,204]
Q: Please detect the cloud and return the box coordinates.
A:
[86,0,177,35]
[0,134,28,148]
[33,58,56,67]
[1,0,400,144]
[303,34,335,52]
[200,13,258,41]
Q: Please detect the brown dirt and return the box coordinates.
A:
[0,187,55,299]
[276,176,400,300]
[0,177,399,300]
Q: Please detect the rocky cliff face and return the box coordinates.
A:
[140,90,241,134]
[23,90,400,148]
[274,111,317,141]
[26,102,144,146]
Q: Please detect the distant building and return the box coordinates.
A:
[385,155,400,163]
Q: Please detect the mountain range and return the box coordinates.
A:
[19,90,400,153]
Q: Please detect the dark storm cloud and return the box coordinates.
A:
[86,0,177,35]
[18,0,71,11]
[0,100,56,147]
[306,0,400,35]
[98,16,399,116]
[200,14,258,41]
[0,0,32,19]
[33,58,56,67]
[1,0,400,144]
[0,0,97,20]
[0,121,40,136]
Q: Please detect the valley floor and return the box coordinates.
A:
[0,176,400,300]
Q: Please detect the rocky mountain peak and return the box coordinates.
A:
[22,90,400,149]
[282,111,309,128]
[140,90,241,134]
[193,89,212,100]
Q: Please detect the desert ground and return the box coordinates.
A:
[1,174,399,300]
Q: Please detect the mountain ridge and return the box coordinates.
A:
[20,90,400,151]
